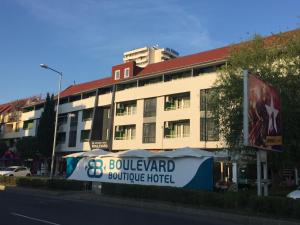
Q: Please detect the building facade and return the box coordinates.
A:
[2,30,297,179]
[0,97,41,148]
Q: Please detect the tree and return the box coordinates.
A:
[16,137,39,160]
[211,30,300,170]
[37,93,55,157]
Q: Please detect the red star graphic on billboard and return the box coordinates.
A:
[248,74,282,151]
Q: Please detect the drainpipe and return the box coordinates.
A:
[108,85,116,152]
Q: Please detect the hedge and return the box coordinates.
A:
[0,176,16,185]
[0,176,89,191]
[101,183,300,220]
[1,177,300,220]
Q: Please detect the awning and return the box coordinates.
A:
[63,147,228,159]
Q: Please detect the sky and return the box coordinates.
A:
[0,0,299,104]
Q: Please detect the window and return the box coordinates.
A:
[22,107,34,113]
[114,70,120,80]
[69,95,81,103]
[114,125,136,140]
[69,112,78,147]
[143,98,156,117]
[200,118,219,141]
[164,120,190,138]
[59,98,69,105]
[200,89,214,111]
[57,113,68,128]
[82,91,96,99]
[23,120,34,130]
[99,87,112,95]
[164,70,191,82]
[165,92,190,111]
[68,130,77,147]
[124,68,130,78]
[80,130,90,142]
[116,101,136,116]
[200,88,219,141]
[194,64,224,76]
[57,132,66,144]
[139,76,163,86]
[116,82,137,91]
[82,108,93,121]
[143,123,156,143]
[69,112,78,128]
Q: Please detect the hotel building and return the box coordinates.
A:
[3,29,298,179]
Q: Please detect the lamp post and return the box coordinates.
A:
[40,64,62,179]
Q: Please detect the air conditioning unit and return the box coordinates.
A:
[165,121,169,128]
[117,103,124,109]
[116,126,120,132]
[165,96,170,103]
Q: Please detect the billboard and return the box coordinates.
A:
[66,150,213,191]
[245,74,282,151]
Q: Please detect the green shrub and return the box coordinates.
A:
[1,176,89,191]
[0,176,16,185]
[101,183,300,220]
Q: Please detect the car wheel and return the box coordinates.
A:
[9,174,13,177]
[26,174,31,177]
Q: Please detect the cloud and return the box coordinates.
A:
[15,0,221,58]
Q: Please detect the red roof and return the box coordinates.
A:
[58,47,230,98]
[137,46,229,77]
[40,28,300,99]
[60,77,114,98]
[0,97,41,114]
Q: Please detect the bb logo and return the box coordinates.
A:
[87,159,103,178]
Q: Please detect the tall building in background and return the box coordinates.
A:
[123,46,179,67]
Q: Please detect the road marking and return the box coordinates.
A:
[11,212,61,225]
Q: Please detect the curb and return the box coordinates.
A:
[3,186,300,225]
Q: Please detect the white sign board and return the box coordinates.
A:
[67,155,213,190]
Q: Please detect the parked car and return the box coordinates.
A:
[287,187,300,199]
[0,166,31,177]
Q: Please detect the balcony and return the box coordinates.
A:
[114,125,136,140]
[116,101,136,116]
[164,120,190,139]
[164,92,190,111]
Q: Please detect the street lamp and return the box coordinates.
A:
[40,64,62,179]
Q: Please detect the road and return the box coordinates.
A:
[0,190,239,225]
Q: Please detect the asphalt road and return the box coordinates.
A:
[0,190,239,225]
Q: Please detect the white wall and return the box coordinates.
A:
[112,72,224,151]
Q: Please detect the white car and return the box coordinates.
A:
[287,187,300,199]
[0,166,31,177]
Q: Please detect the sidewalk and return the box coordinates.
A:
[3,186,300,225]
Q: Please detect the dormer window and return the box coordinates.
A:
[115,70,120,80]
[124,68,130,78]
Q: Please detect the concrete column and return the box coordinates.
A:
[232,162,238,184]
[257,151,262,196]
[263,161,268,196]
[220,162,224,181]
[227,165,230,182]
[295,168,299,186]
